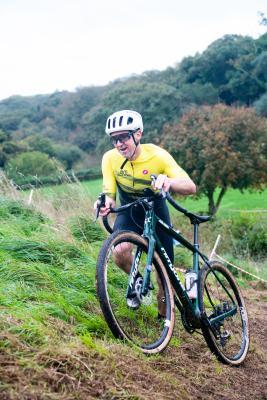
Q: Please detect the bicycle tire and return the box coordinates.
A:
[199,261,249,365]
[96,230,175,354]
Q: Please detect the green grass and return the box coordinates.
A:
[0,181,266,399]
[0,197,110,350]
[178,188,267,218]
[34,178,267,215]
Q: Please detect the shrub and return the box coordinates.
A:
[230,213,267,258]
[6,151,60,179]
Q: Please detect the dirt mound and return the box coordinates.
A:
[0,287,266,400]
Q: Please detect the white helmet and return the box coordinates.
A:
[105,110,143,135]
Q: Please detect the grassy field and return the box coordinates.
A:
[34,178,267,215]
[26,179,267,280]
[0,178,266,398]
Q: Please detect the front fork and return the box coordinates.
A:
[126,208,155,298]
[141,208,157,296]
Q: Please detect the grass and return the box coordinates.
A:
[0,178,266,399]
[34,177,267,214]
[23,178,267,279]
[0,196,109,348]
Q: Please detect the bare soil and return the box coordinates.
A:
[0,285,266,400]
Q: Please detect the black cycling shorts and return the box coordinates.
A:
[113,197,174,263]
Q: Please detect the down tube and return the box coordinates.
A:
[154,230,194,314]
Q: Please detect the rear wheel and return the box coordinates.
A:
[96,230,175,354]
[199,261,249,365]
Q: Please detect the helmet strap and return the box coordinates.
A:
[120,132,140,169]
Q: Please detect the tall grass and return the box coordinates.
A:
[0,177,111,350]
[0,173,266,354]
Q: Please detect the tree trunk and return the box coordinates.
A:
[207,187,227,215]
[208,191,217,215]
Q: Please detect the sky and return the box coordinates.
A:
[0,0,266,101]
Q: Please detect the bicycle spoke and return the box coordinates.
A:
[97,231,175,353]
[200,261,249,365]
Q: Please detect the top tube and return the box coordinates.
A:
[107,189,210,225]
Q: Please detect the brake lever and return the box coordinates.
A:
[94,193,106,221]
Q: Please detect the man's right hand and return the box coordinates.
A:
[94,195,116,217]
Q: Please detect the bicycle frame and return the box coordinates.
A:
[140,202,202,324]
[97,189,238,330]
[130,200,238,329]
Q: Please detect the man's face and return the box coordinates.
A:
[110,130,141,159]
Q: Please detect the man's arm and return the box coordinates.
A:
[94,151,117,215]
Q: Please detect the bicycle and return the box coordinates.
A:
[95,177,250,366]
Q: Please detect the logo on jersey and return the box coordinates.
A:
[142,169,148,175]
[117,169,130,177]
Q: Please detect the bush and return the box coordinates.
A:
[6,151,60,179]
[230,213,267,258]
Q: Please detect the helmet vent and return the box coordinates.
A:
[119,116,123,126]
[108,119,111,129]
[112,117,116,128]
[127,117,133,125]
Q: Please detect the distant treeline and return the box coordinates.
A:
[0,33,266,180]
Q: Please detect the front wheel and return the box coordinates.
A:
[199,261,249,365]
[96,231,175,354]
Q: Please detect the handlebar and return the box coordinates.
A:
[95,189,190,219]
[95,175,210,229]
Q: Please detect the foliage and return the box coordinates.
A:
[179,35,266,105]
[79,79,182,152]
[0,128,24,167]
[6,151,61,179]
[230,213,267,258]
[254,92,267,116]
[53,143,84,169]
[23,134,56,157]
[162,104,267,215]
[0,33,266,162]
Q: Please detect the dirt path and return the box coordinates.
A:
[0,286,266,399]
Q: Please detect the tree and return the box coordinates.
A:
[161,104,267,215]
[80,79,182,152]
[0,129,25,167]
[6,151,60,179]
[53,144,83,170]
[23,134,56,157]
[179,35,266,105]
[254,92,267,116]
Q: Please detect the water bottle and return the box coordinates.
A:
[185,270,197,299]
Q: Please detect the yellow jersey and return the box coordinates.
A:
[102,143,189,201]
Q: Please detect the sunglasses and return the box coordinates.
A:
[110,132,133,146]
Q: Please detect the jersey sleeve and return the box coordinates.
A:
[102,151,117,199]
[161,149,190,179]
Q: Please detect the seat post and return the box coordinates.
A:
[192,222,200,273]
[193,222,199,250]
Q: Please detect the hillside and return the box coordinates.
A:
[0,181,266,399]
[0,33,266,160]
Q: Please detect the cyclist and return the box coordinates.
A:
[94,110,196,310]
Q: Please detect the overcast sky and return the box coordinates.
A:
[0,0,266,100]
